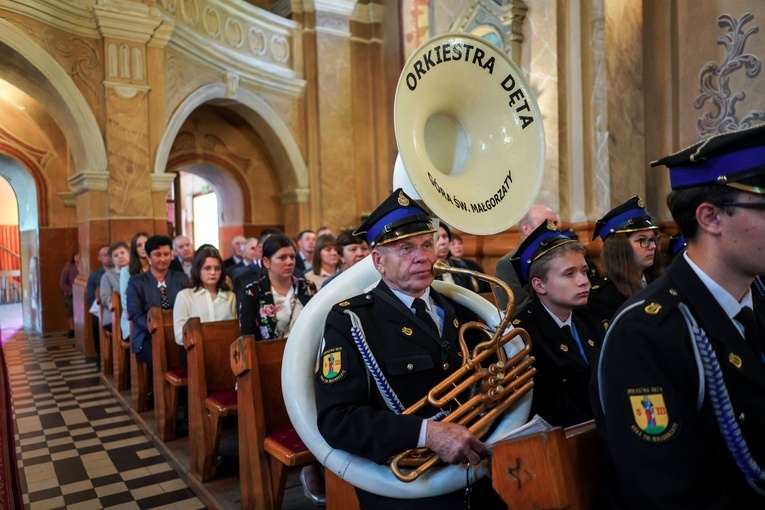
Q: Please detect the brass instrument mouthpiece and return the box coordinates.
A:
[432,259,450,276]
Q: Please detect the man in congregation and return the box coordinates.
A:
[169,235,194,276]
[593,124,765,508]
[223,235,246,270]
[494,204,558,311]
[315,189,504,509]
[126,235,185,367]
[86,244,113,356]
[294,229,315,276]
[231,237,261,301]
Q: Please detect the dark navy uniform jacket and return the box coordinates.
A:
[592,256,765,509]
[513,298,605,426]
[315,280,504,510]
[581,277,627,330]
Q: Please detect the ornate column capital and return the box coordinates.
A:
[69,171,109,196]
[93,0,164,43]
[151,173,177,193]
[278,188,310,204]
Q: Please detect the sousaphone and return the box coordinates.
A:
[283,32,545,498]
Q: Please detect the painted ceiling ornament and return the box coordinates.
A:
[694,13,765,136]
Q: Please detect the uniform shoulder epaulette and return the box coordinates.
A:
[331,293,374,312]
[636,286,681,323]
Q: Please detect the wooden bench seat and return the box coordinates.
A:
[183,317,240,483]
[231,335,316,510]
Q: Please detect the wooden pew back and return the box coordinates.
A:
[148,307,186,441]
[183,317,240,483]
[110,291,130,391]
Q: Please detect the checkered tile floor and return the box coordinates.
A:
[3,319,205,509]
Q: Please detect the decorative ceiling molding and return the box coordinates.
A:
[0,0,99,38]
[92,0,163,43]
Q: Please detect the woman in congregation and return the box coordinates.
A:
[236,234,324,504]
[238,234,317,339]
[584,196,664,326]
[172,246,236,345]
[119,231,150,341]
[303,234,340,288]
[320,230,370,288]
[434,222,487,292]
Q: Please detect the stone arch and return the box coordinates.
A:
[155,83,307,193]
[0,18,107,175]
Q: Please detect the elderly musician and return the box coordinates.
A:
[314,189,504,510]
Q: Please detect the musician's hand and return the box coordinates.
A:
[425,421,487,465]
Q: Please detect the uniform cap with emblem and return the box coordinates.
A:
[592,195,658,242]
[511,220,577,285]
[665,232,686,257]
[353,188,436,248]
[651,123,765,193]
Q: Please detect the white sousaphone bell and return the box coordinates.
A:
[283,32,546,498]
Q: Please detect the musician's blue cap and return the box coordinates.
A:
[354,189,435,248]
[561,228,579,241]
[651,123,765,193]
[592,196,658,242]
[666,233,686,257]
[511,220,576,285]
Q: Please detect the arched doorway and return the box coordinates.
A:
[0,155,40,331]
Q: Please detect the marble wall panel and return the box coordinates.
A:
[604,0,647,206]
[105,88,153,218]
[164,49,220,121]
[675,1,765,147]
[315,29,356,231]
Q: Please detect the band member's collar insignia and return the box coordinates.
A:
[320,347,346,384]
[602,319,609,331]
[644,302,662,315]
[560,344,568,352]
[728,352,743,369]
[339,301,350,307]
[588,339,595,347]
[453,318,459,328]
[397,190,410,206]
[627,387,678,442]
[512,319,521,325]
[402,327,413,336]
[592,284,600,290]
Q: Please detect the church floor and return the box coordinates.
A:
[0,304,317,510]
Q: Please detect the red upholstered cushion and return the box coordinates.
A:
[168,367,187,378]
[208,388,237,407]
[267,423,308,452]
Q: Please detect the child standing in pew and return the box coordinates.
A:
[173,246,237,346]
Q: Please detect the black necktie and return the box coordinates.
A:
[159,285,170,310]
[735,307,762,353]
[412,298,439,336]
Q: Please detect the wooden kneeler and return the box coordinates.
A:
[491,420,604,510]
[148,307,186,442]
[129,320,151,413]
[110,291,130,391]
[231,336,316,510]
[95,288,113,376]
[183,317,240,483]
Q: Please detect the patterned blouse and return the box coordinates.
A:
[238,273,317,339]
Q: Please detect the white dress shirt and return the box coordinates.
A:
[172,287,237,345]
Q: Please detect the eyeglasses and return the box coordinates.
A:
[719,202,765,211]
[634,236,660,248]
[201,265,222,272]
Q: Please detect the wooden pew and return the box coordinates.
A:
[110,291,130,391]
[129,320,151,413]
[95,287,113,376]
[491,420,604,510]
[230,335,317,510]
[148,306,187,442]
[183,317,239,484]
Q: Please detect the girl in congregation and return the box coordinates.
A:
[303,234,340,288]
[173,246,236,345]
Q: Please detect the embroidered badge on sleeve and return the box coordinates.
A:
[320,347,346,383]
[627,387,679,443]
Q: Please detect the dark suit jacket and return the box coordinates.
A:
[168,257,187,274]
[293,252,310,277]
[225,259,245,280]
[592,256,765,508]
[513,299,605,426]
[126,270,185,354]
[580,277,628,330]
[232,262,261,304]
[223,256,239,269]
